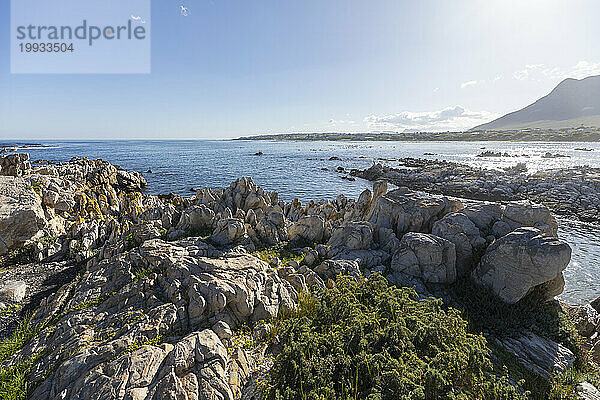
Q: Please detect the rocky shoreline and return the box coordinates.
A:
[350,157,600,223]
[1,153,600,399]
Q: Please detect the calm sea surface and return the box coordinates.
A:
[9,140,600,305]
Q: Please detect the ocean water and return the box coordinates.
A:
[10,139,600,305]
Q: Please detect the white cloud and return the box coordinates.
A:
[513,61,600,81]
[460,80,479,89]
[433,87,440,92]
[329,118,356,127]
[364,105,499,132]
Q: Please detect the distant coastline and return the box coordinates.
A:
[236,128,600,142]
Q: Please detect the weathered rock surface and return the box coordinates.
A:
[577,382,600,400]
[352,158,600,223]
[4,239,296,400]
[368,188,463,236]
[492,331,575,380]
[0,153,31,176]
[0,281,27,302]
[472,227,571,304]
[0,176,49,255]
[0,154,585,399]
[432,212,486,277]
[288,215,326,245]
[391,232,456,284]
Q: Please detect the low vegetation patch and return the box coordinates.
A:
[261,275,527,400]
[0,316,44,400]
[452,279,599,399]
[252,244,304,267]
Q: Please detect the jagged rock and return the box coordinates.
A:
[11,239,297,400]
[0,280,27,302]
[591,296,600,314]
[0,153,31,176]
[255,208,287,245]
[288,215,326,245]
[315,259,361,280]
[211,218,247,246]
[325,221,388,267]
[368,188,463,236]
[0,176,48,255]
[300,267,326,290]
[373,180,387,200]
[432,213,486,276]
[390,232,456,284]
[327,221,373,251]
[116,169,147,191]
[460,203,503,234]
[492,201,558,238]
[492,331,575,380]
[43,189,60,208]
[562,303,599,338]
[213,320,233,341]
[176,204,215,233]
[472,227,571,304]
[131,221,164,245]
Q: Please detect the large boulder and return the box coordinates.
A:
[325,221,389,268]
[288,215,326,245]
[391,232,456,284]
[368,188,463,236]
[0,176,48,255]
[255,208,288,245]
[492,201,558,238]
[472,227,571,304]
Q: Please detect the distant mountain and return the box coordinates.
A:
[471,75,600,131]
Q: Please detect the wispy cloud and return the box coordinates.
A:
[460,80,479,89]
[329,118,356,127]
[513,61,600,81]
[364,105,499,132]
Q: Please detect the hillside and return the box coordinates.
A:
[472,75,600,131]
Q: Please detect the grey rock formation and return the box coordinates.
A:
[472,227,571,304]
[211,218,247,246]
[492,331,575,380]
[0,176,48,255]
[368,188,463,236]
[577,382,600,400]
[288,215,326,245]
[0,281,27,302]
[432,212,486,276]
[315,259,361,280]
[391,232,456,284]
[0,153,31,176]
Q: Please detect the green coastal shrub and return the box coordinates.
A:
[262,275,526,400]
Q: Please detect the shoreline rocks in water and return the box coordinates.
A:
[0,152,598,399]
[351,158,600,222]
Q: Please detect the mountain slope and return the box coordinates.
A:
[471,75,600,131]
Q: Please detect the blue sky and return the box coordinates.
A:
[1,0,600,139]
